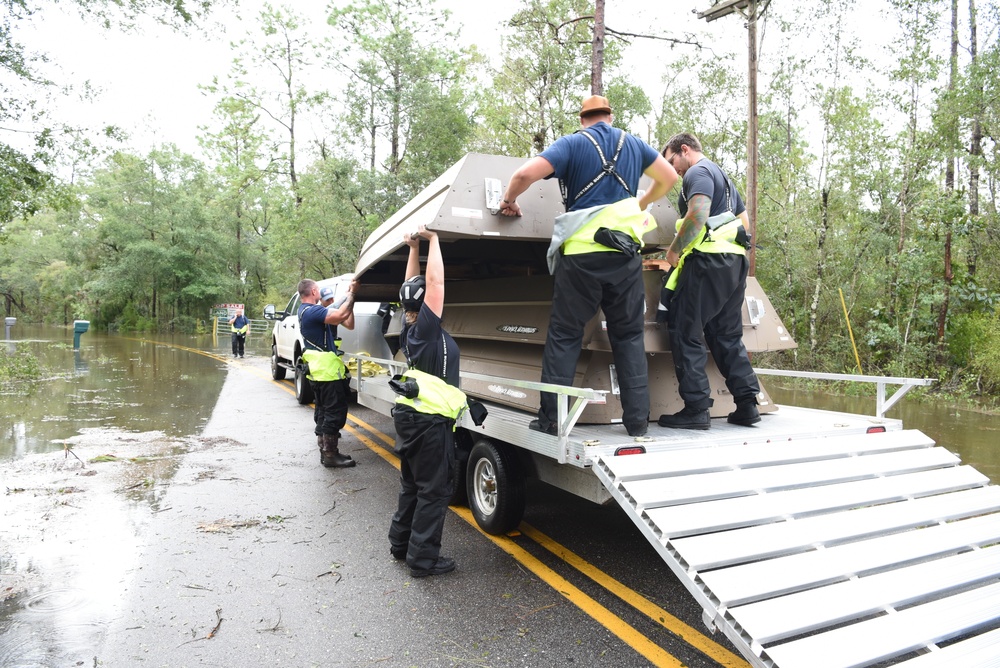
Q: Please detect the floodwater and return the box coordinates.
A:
[767,383,1000,482]
[1,324,999,667]
[0,324,268,667]
[0,324,260,460]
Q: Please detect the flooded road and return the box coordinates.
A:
[2,324,999,667]
[1,324,267,667]
[0,324,262,460]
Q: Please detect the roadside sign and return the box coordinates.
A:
[212,303,245,320]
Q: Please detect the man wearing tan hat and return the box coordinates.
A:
[499,95,677,437]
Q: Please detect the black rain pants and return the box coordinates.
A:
[666,251,760,410]
[539,251,649,431]
[388,406,456,571]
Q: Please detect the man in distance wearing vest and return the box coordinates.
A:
[388,225,464,577]
[658,132,761,430]
[228,307,249,358]
[499,95,677,437]
[298,278,358,467]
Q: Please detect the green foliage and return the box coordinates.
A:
[0,347,41,381]
[950,310,1000,393]
[80,146,232,329]
[330,0,475,177]
[2,0,1000,409]
[473,0,608,156]
[0,0,223,236]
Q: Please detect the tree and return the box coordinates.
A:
[0,0,222,235]
[205,4,327,209]
[476,0,600,156]
[83,146,230,330]
[330,0,474,185]
[199,93,284,306]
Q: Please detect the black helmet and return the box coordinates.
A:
[399,276,426,311]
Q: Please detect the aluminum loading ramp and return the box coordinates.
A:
[593,429,1000,668]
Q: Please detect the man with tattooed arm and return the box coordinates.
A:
[657,133,760,431]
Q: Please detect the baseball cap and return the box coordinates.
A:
[319,286,335,301]
[580,95,612,117]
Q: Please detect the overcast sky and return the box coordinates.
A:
[15,1,916,169]
[17,1,723,160]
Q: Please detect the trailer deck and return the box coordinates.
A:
[349,358,1000,667]
[344,152,1000,666]
[595,428,1000,667]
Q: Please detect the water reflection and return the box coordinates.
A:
[768,384,1000,482]
[1,324,257,460]
[0,324,263,667]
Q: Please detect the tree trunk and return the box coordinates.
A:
[936,0,958,357]
[809,187,830,352]
[590,0,605,95]
[967,0,981,278]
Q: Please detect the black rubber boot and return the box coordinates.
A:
[528,417,557,435]
[657,406,711,430]
[410,556,456,578]
[320,434,356,468]
[728,401,761,426]
[625,417,648,437]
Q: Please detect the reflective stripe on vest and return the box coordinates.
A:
[562,197,654,256]
[394,368,467,421]
[666,216,747,291]
[302,349,347,381]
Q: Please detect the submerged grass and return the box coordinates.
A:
[0,348,41,382]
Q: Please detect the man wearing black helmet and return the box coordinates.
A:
[388,225,465,578]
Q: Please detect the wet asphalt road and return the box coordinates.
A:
[96,357,748,668]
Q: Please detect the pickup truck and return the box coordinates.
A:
[262,274,393,404]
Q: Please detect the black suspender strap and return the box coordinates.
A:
[559,128,634,209]
[679,162,734,214]
[299,303,334,351]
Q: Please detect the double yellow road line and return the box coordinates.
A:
[345,412,749,668]
[168,350,748,668]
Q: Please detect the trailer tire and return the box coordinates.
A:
[294,358,314,405]
[271,343,287,381]
[467,439,525,535]
[449,447,469,507]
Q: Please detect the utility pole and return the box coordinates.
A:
[697,0,770,277]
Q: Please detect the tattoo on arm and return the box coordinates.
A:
[673,194,711,253]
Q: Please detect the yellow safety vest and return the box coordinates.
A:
[561,197,654,256]
[231,321,248,334]
[666,213,747,291]
[302,349,347,382]
[394,368,467,421]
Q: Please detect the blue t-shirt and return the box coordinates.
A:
[539,122,660,211]
[298,303,337,352]
[231,315,249,330]
[678,159,746,219]
[400,304,460,388]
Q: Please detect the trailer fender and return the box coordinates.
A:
[466,437,526,535]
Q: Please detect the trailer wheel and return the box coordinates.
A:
[294,358,314,405]
[271,343,287,381]
[467,439,525,535]
[449,446,469,507]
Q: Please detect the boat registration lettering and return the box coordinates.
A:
[497,325,538,335]
[488,384,527,400]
